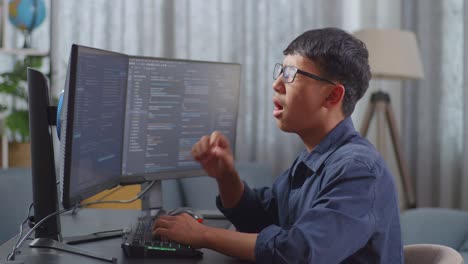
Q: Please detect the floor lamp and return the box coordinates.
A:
[353,29,424,209]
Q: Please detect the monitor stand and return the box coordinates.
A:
[22,69,116,263]
[29,238,116,262]
[141,180,163,213]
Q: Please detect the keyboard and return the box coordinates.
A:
[121,210,203,258]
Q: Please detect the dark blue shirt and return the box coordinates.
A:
[217,117,403,263]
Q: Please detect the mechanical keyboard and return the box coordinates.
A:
[121,210,203,258]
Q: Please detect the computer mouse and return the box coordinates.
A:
[167,207,204,223]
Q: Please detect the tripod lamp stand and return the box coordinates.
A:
[353,29,424,209]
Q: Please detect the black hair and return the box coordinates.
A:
[283,27,371,117]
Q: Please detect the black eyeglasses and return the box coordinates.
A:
[273,63,336,85]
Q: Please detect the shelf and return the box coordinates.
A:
[0,48,49,56]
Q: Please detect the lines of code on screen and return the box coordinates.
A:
[69,48,128,197]
[122,58,240,176]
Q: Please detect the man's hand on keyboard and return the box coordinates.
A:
[152,213,210,248]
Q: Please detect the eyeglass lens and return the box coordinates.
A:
[273,64,295,83]
[273,64,282,80]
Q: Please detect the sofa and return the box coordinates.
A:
[401,207,468,261]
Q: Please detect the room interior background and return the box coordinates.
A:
[47,0,406,206]
[402,0,468,210]
[0,0,466,210]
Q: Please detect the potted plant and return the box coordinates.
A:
[0,56,43,167]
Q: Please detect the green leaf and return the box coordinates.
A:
[5,110,29,142]
[25,56,43,68]
[0,55,44,142]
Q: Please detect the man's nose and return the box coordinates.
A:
[272,76,286,94]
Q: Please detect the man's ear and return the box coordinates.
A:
[324,85,345,108]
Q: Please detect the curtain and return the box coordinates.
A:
[402,0,467,209]
[48,0,402,179]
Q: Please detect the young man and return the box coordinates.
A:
[153,27,403,263]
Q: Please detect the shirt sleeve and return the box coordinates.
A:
[216,181,279,233]
[255,160,377,264]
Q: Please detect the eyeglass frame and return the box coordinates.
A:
[273,63,337,86]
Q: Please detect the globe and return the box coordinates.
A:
[8,0,46,48]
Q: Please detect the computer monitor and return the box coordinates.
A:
[59,45,128,209]
[60,44,241,210]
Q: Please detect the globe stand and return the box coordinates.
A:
[22,31,32,49]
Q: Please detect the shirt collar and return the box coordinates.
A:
[299,117,358,174]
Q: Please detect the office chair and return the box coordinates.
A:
[404,244,464,264]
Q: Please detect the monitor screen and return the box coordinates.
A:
[60,45,129,209]
[60,44,241,209]
[120,56,240,182]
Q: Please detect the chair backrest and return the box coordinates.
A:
[404,244,464,264]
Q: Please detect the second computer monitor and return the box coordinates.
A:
[60,44,241,209]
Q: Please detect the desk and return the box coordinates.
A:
[0,209,247,264]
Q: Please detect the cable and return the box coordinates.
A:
[80,180,156,207]
[70,186,124,214]
[81,181,154,206]
[90,185,123,202]
[6,181,156,260]
[6,207,71,261]
[6,203,34,261]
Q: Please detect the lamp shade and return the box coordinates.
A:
[353,29,424,80]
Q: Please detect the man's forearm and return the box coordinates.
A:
[202,226,257,262]
[216,172,244,208]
